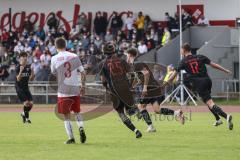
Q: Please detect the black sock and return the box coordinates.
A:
[23,106,29,119]
[160,108,174,115]
[140,110,152,126]
[118,113,136,132]
[208,106,220,121]
[212,105,227,119]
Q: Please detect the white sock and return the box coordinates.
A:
[134,129,138,133]
[174,110,180,116]
[64,120,74,139]
[75,113,84,128]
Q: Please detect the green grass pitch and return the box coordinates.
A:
[0,110,239,160]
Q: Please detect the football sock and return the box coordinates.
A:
[208,106,220,121]
[75,113,84,128]
[23,105,29,119]
[140,110,152,126]
[64,120,74,139]
[159,108,174,115]
[118,113,136,132]
[212,105,227,119]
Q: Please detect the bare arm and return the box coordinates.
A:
[29,69,35,81]
[209,62,231,74]
[141,68,150,97]
[16,66,24,81]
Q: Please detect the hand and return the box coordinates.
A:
[20,66,24,73]
[141,87,148,97]
[225,69,231,74]
[80,86,85,96]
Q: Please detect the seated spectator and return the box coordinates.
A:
[40,50,51,81]
[137,40,148,54]
[0,43,5,63]
[104,30,114,42]
[81,34,90,51]
[31,57,42,81]
[161,27,171,46]
[47,40,56,55]
[67,39,74,50]
[94,36,103,49]
[110,12,123,38]
[1,29,9,46]
[36,26,46,41]
[145,34,155,51]
[14,41,24,54]
[197,15,209,26]
[33,45,42,59]
[23,42,32,53]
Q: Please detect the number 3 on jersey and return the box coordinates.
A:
[64,62,72,78]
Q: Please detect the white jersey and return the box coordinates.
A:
[51,51,85,97]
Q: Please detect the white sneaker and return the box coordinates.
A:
[213,120,223,126]
[175,109,185,125]
[227,115,233,130]
[147,125,156,133]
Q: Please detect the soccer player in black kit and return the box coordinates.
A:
[15,52,35,124]
[166,43,233,130]
[126,48,185,132]
[99,42,142,138]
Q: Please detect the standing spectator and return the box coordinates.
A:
[110,12,123,38]
[135,12,145,41]
[161,27,171,46]
[137,41,148,55]
[40,50,51,81]
[1,29,9,47]
[182,10,193,29]
[76,13,88,32]
[47,41,56,55]
[165,12,177,32]
[144,15,153,32]
[47,12,59,30]
[0,64,9,81]
[124,13,135,40]
[31,57,41,81]
[94,12,108,38]
[197,15,209,26]
[23,17,34,33]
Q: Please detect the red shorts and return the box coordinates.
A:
[57,96,81,114]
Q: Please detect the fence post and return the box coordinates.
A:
[46,83,49,104]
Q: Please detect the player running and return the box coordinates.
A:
[51,37,87,144]
[126,48,185,132]
[99,42,142,138]
[16,52,35,124]
[166,43,233,130]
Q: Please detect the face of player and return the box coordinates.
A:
[19,56,27,66]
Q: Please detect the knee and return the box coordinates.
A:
[138,104,146,111]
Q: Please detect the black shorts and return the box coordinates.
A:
[191,77,212,103]
[139,95,165,105]
[16,87,33,102]
[110,93,134,111]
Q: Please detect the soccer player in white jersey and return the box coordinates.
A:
[51,37,86,144]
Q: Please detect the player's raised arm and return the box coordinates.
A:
[209,62,231,74]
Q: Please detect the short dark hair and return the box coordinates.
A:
[55,37,66,49]
[182,43,191,52]
[19,52,28,58]
[127,48,138,57]
[103,42,116,55]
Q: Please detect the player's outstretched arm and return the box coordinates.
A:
[209,62,231,74]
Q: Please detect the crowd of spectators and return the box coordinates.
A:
[0,10,209,82]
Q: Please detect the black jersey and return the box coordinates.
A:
[176,54,211,78]
[99,55,134,107]
[133,61,163,97]
[15,64,32,89]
